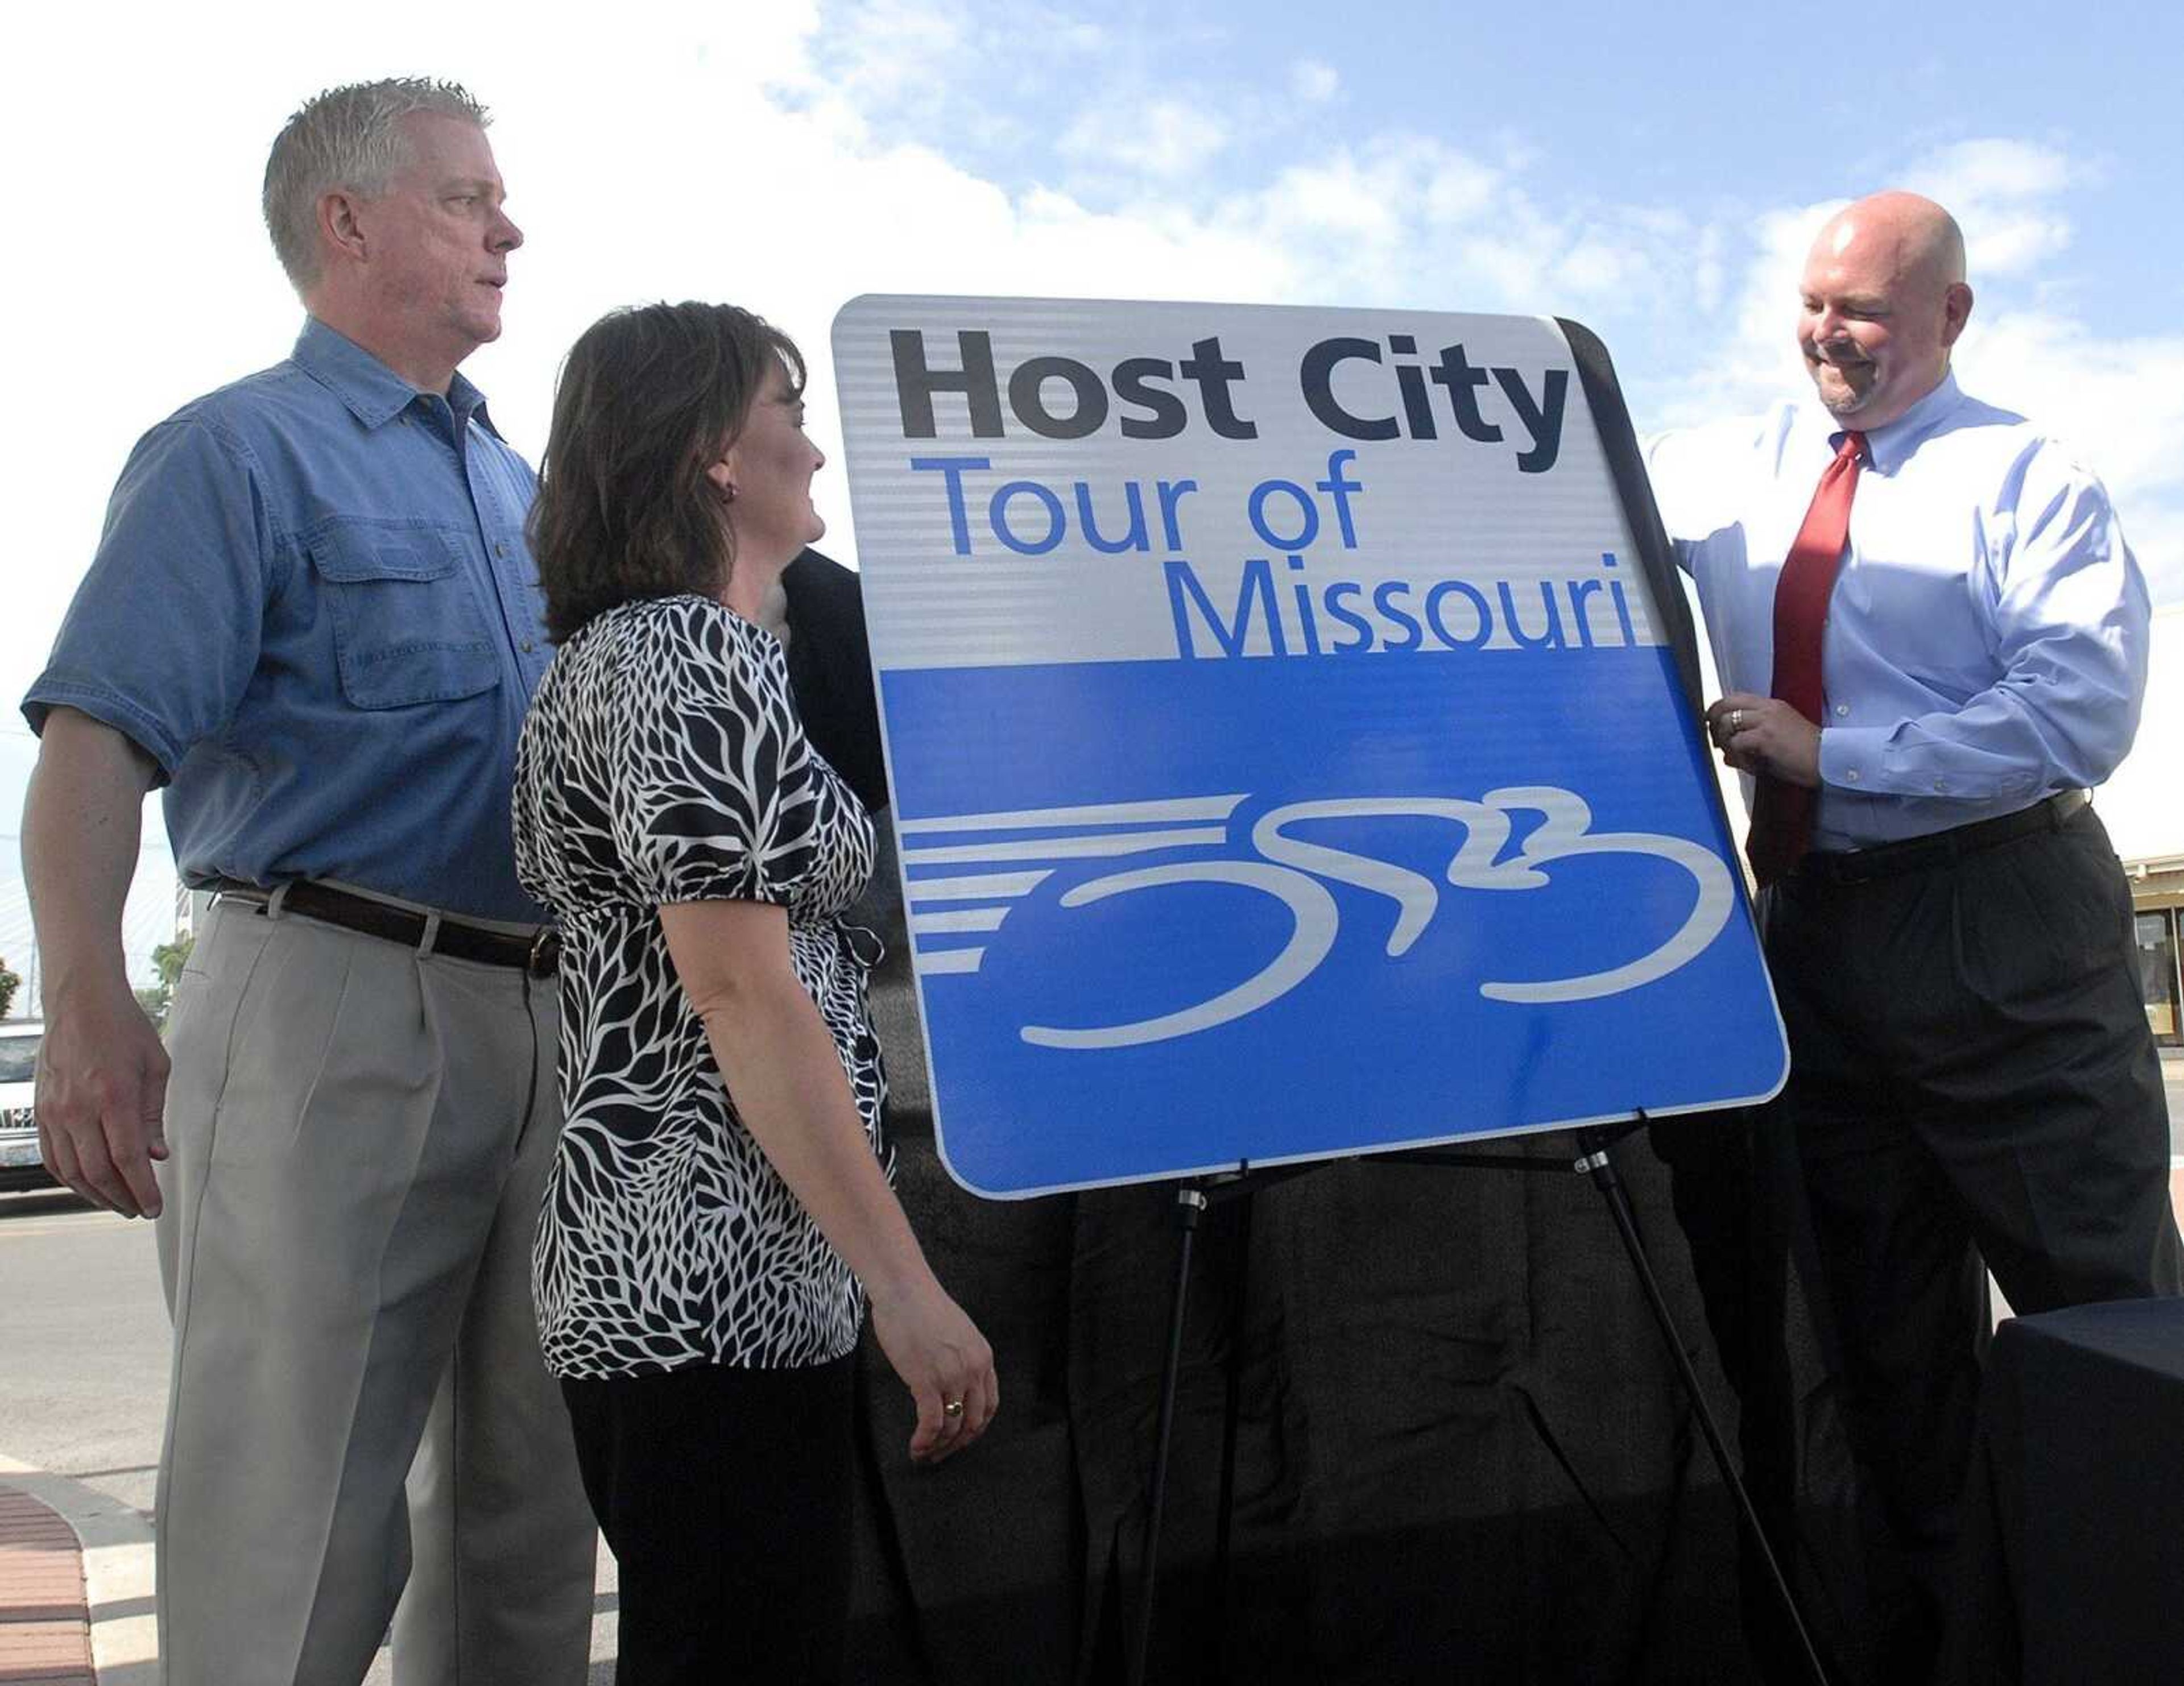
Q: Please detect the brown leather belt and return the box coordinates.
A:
[1787,789,2091,888]
[213,880,560,976]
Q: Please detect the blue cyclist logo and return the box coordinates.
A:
[899,786,1735,1051]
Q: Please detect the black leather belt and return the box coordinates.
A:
[1788,789,2091,887]
[213,880,560,976]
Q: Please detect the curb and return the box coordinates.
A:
[0,1457,158,1684]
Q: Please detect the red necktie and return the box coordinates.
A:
[1747,430,1865,887]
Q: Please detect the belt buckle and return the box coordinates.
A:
[1813,855,1861,887]
[527,927,561,978]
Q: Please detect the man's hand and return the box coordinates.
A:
[1707,693,1822,788]
[23,705,166,1217]
[37,980,171,1217]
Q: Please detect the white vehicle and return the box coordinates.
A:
[0,1020,49,1191]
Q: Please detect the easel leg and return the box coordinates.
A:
[1574,1127,1832,1686]
[1132,1184,1207,1686]
[1211,1182,1254,1680]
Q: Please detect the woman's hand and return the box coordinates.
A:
[870,1279,998,1464]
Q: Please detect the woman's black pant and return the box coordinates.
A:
[560,1353,857,1684]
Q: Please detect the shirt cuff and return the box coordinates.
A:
[1817,724,2038,801]
[1816,726,1891,795]
[20,683,187,784]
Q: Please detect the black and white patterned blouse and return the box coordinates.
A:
[512,594,886,1379]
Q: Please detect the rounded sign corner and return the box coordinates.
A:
[830,293,891,338]
[1756,1034,1792,1107]
[930,1129,1033,1203]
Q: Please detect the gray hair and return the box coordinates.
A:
[262,78,491,293]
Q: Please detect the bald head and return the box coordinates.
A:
[1815,192,1966,290]
[1796,190,1974,429]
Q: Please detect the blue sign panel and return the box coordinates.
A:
[832,297,1786,1196]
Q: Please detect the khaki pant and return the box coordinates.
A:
[155,894,597,1685]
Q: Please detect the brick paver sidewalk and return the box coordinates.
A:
[0,1484,93,1684]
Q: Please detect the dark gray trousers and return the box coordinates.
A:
[1765,802,2180,1680]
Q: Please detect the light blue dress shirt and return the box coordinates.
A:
[1645,373,2149,851]
[25,318,555,921]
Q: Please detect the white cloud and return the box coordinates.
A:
[1200,136,1719,324]
[1422,154,1500,225]
[1256,152,1408,243]
[1690,222,1729,316]
[1963,216,2075,275]
[1909,137,2075,205]
[1906,138,2079,275]
[1058,100,1229,180]
[1558,237,1639,296]
[796,0,1126,161]
[801,0,971,105]
[1290,59,1340,103]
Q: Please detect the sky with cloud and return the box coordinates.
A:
[5,0,2180,979]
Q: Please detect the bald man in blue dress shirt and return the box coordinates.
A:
[1648,190,2181,1680]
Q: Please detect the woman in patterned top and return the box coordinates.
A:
[512,302,996,1682]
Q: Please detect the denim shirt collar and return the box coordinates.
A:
[292,317,502,439]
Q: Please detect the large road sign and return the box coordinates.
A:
[832,296,1786,1196]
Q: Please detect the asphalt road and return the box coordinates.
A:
[5,1051,2181,1676]
[0,1191,166,1517]
[0,1187,620,1682]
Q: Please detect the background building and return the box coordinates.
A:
[2106,602,2184,1047]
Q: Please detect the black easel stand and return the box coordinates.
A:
[1126,1118,1832,1686]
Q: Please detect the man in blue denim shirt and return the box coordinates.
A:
[23,80,594,1684]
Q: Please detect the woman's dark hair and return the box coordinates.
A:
[529,301,805,643]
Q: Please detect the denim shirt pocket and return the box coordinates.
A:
[304,517,502,709]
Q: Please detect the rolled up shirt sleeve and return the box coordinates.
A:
[24,416,277,781]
